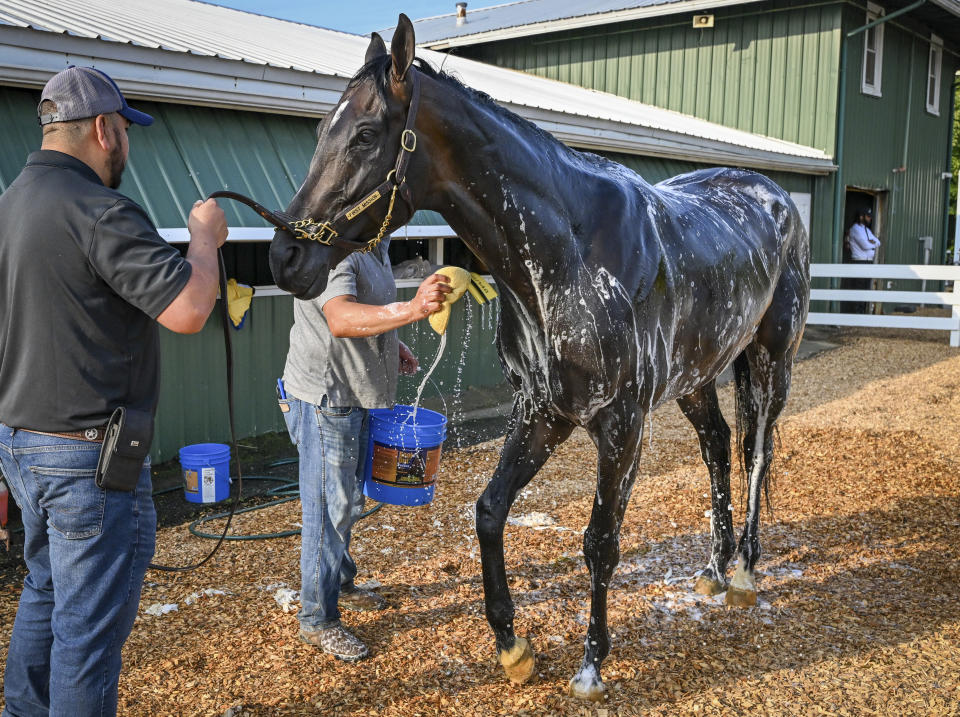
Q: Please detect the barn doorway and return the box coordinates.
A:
[841,188,886,313]
[843,188,885,262]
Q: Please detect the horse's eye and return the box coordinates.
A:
[355,129,376,146]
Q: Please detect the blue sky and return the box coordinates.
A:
[204,1,463,35]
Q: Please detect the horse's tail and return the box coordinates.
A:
[731,352,776,513]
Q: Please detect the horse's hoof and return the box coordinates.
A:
[499,637,535,684]
[694,575,726,596]
[567,665,605,702]
[725,586,757,607]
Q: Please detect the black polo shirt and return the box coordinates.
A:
[0,150,191,431]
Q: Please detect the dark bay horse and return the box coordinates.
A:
[268,15,809,701]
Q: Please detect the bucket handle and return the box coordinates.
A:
[401,373,448,418]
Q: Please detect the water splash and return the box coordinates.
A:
[410,331,448,419]
[450,299,474,447]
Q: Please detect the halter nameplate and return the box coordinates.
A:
[346,190,382,220]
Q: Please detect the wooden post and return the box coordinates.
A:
[428,237,444,267]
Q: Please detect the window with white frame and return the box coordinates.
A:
[861,2,884,97]
[927,34,943,115]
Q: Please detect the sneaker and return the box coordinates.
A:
[299,623,369,662]
[338,586,387,612]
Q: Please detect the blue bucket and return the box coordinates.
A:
[179,443,231,504]
[364,405,447,506]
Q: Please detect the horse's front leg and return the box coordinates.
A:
[476,396,574,685]
[569,405,644,701]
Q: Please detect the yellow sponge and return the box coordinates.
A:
[226,278,254,328]
[470,272,498,302]
[429,266,471,334]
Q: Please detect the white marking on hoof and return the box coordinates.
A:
[726,561,757,607]
[499,637,535,684]
[567,662,605,702]
[730,561,756,593]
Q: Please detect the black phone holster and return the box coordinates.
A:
[95,407,154,491]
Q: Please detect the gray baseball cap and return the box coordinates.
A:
[38,66,153,127]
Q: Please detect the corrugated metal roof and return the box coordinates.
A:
[0,0,833,172]
[395,0,763,48]
[0,0,365,75]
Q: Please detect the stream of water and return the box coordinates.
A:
[408,331,448,419]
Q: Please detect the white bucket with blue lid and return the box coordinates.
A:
[363,405,447,506]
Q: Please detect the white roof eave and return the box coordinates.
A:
[0,25,348,116]
[514,103,836,175]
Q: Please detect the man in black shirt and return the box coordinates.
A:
[0,66,228,717]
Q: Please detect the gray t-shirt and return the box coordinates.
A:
[283,240,398,409]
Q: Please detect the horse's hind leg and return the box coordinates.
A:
[476,395,574,685]
[677,381,735,596]
[727,329,801,607]
[568,404,644,702]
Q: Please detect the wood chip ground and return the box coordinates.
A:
[2,327,959,715]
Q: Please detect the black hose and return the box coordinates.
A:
[167,466,384,541]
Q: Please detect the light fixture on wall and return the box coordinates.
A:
[692,14,714,28]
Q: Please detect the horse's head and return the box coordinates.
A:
[269,14,425,299]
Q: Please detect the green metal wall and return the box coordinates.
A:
[840,3,958,266]
[459,0,844,154]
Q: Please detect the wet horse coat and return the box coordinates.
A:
[268,17,809,701]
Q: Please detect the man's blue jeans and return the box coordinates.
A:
[0,424,156,717]
[280,395,369,629]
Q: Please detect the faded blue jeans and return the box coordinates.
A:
[280,394,369,629]
[0,423,155,717]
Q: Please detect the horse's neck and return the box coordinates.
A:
[422,90,584,295]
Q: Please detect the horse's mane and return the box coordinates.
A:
[349,55,583,162]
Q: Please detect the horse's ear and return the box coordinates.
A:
[365,32,387,64]
[391,13,416,82]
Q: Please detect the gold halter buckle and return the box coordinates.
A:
[292,219,339,246]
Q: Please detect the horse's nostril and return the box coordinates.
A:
[269,234,302,286]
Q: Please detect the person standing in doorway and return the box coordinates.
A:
[279,247,451,662]
[0,66,228,716]
[844,206,881,313]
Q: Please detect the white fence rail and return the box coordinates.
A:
[807,263,960,347]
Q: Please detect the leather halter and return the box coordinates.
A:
[209,70,422,255]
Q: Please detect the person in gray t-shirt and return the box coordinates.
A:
[279,239,450,661]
